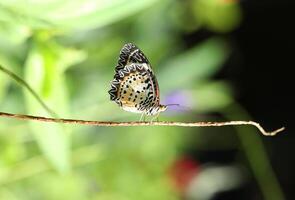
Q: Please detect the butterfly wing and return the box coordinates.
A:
[109,43,160,113]
[114,43,150,76]
[117,64,159,113]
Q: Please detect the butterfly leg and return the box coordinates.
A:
[150,116,155,123]
[139,112,146,122]
[150,113,160,123]
[156,113,160,122]
[143,114,146,122]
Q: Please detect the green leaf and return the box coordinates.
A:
[0,22,31,44]
[191,81,233,113]
[159,37,230,92]
[0,0,158,32]
[23,37,84,173]
[193,0,242,33]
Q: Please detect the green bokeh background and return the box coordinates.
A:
[0,0,284,200]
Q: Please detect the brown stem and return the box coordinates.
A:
[0,111,284,136]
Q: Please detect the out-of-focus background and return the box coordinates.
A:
[0,0,293,199]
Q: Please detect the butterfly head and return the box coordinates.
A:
[147,104,167,116]
[158,103,180,113]
[159,104,168,112]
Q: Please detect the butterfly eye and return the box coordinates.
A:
[160,105,167,112]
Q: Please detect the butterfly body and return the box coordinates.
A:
[109,43,167,116]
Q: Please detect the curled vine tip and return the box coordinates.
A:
[268,127,285,136]
[246,121,284,136]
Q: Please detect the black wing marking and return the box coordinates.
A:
[109,63,157,104]
[114,43,150,76]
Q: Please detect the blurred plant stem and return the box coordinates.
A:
[0,64,57,117]
[223,104,285,200]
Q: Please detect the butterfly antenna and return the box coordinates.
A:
[165,104,180,107]
[165,104,194,112]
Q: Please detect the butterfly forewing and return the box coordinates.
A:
[115,43,150,76]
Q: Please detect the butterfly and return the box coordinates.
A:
[108,43,167,117]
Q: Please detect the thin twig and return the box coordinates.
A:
[0,111,285,136]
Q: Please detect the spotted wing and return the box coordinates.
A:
[109,63,160,113]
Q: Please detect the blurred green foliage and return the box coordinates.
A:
[1,1,280,200]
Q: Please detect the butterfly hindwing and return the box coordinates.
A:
[117,65,152,112]
[109,43,161,114]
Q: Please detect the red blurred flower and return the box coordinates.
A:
[169,156,200,193]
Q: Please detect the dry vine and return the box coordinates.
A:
[0,111,284,136]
